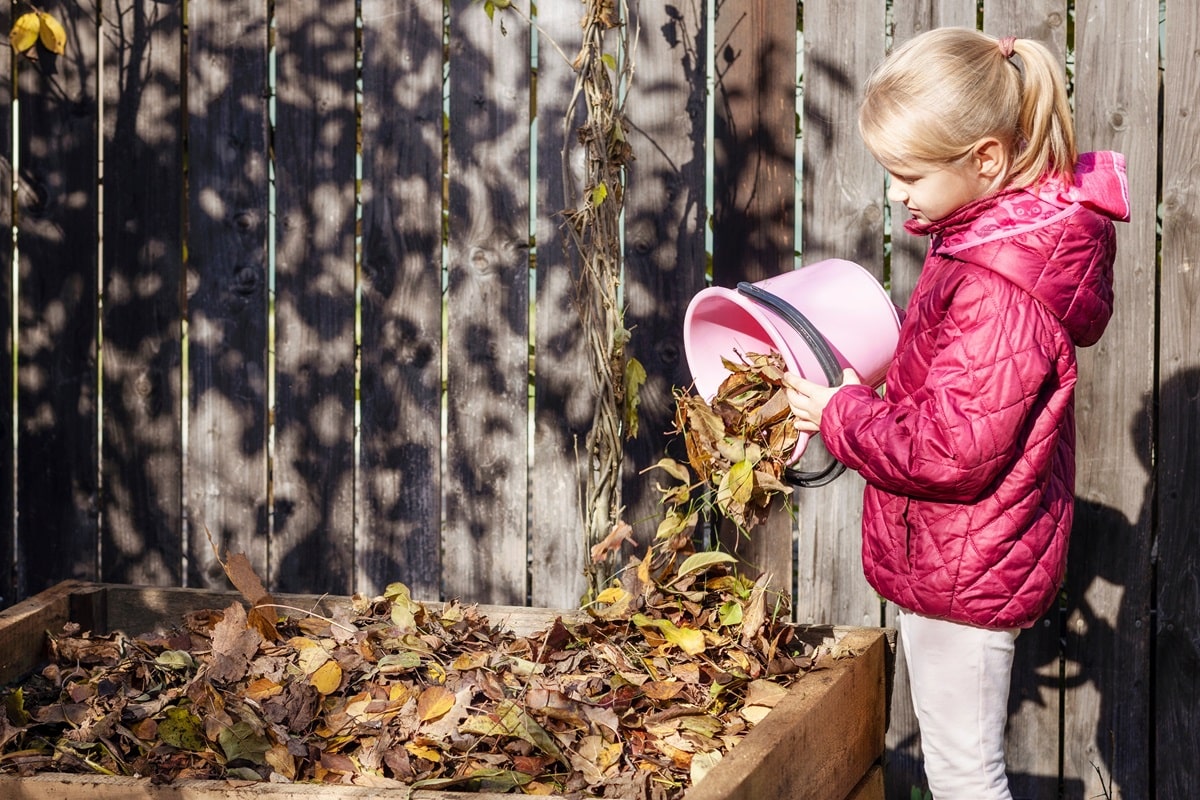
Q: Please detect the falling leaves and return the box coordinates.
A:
[663,351,799,532]
[0,544,847,797]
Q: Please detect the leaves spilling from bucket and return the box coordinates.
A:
[660,352,798,533]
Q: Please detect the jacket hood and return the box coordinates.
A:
[904,151,1127,347]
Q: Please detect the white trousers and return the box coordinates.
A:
[898,610,1019,800]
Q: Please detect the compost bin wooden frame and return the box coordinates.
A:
[0,581,894,800]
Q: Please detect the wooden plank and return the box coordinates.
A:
[91,584,572,641]
[842,764,884,800]
[0,774,539,800]
[0,579,79,684]
[710,0,797,593]
[795,0,886,631]
[974,6,1071,796]
[358,0,445,599]
[185,0,271,587]
[684,629,888,800]
[0,0,13,608]
[2,582,891,800]
[528,0,590,609]
[100,0,184,587]
[443,0,531,605]
[271,0,358,594]
[881,9,978,796]
[1062,2,1158,798]
[1155,0,1200,796]
[620,1,707,558]
[15,0,100,599]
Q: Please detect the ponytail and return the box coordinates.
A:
[1005,38,1077,188]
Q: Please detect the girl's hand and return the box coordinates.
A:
[783,368,861,432]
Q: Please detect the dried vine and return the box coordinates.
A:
[560,0,640,600]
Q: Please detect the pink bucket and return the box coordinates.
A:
[682,258,901,463]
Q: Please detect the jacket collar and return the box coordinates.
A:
[903,151,1130,253]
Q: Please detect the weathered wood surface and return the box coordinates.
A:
[529,1,590,609]
[1062,1,1158,797]
[271,0,358,595]
[683,628,888,800]
[1156,0,1200,795]
[0,581,891,800]
[0,1,1190,797]
[101,0,185,589]
[185,0,271,588]
[0,777,529,800]
[15,0,100,600]
[443,0,532,606]
[0,0,13,608]
[359,0,445,600]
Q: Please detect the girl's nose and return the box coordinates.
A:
[887,182,907,204]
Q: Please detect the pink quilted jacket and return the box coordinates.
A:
[822,152,1130,629]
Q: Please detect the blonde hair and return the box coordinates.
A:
[858,27,1076,189]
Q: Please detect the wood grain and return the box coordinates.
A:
[185,0,270,588]
[1155,0,1200,795]
[358,0,445,599]
[15,0,100,598]
[271,0,358,594]
[443,0,531,605]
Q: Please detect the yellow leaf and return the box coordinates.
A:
[631,613,706,656]
[37,12,67,55]
[624,356,646,437]
[264,741,296,779]
[404,741,442,762]
[309,659,342,694]
[10,13,39,53]
[676,550,738,580]
[591,181,608,207]
[245,677,283,701]
[594,586,628,605]
[725,459,756,505]
[417,685,456,722]
[450,651,489,670]
[291,637,332,674]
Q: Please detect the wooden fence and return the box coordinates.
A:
[0,0,1193,797]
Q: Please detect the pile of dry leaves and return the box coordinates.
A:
[0,536,851,798]
[660,352,799,533]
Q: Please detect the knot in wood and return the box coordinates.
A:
[469,245,503,275]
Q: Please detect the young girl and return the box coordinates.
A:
[784,28,1129,799]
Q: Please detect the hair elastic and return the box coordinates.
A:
[998,36,1017,59]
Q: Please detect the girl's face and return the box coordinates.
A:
[885,159,996,224]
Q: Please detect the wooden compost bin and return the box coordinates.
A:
[0,581,894,800]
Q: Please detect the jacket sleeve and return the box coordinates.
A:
[820,270,1058,502]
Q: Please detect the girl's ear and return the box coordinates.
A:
[973,138,1009,182]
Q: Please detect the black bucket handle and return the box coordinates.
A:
[735,281,847,488]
